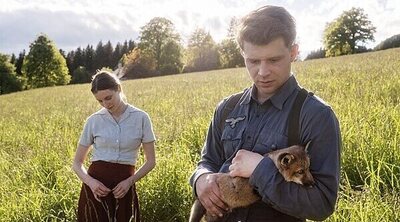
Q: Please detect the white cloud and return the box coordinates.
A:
[0,0,399,59]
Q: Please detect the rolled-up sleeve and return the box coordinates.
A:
[249,104,341,221]
[189,101,226,195]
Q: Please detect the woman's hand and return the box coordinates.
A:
[87,178,111,202]
[72,144,111,202]
[112,177,133,199]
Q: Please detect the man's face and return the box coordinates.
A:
[242,38,298,101]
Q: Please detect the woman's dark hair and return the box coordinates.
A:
[91,70,121,94]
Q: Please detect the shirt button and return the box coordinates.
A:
[271,144,277,150]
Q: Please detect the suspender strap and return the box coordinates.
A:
[288,88,309,146]
[219,92,244,130]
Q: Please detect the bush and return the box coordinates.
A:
[0,54,23,94]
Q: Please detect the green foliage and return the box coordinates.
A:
[304,48,326,60]
[14,50,25,75]
[184,28,220,72]
[323,7,376,57]
[71,66,91,84]
[65,40,135,77]
[219,38,244,68]
[159,40,184,75]
[93,41,107,71]
[138,17,183,75]
[218,17,244,68]
[374,34,400,51]
[22,34,70,89]
[0,53,23,94]
[122,48,157,79]
[1,48,400,221]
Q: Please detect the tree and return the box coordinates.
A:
[159,40,183,74]
[103,41,114,69]
[323,7,376,57]
[138,17,183,75]
[0,53,23,94]
[71,66,90,84]
[94,41,106,70]
[22,34,70,89]
[15,50,25,75]
[304,48,326,60]
[219,17,244,68]
[121,48,156,79]
[10,54,16,65]
[72,47,85,71]
[85,44,95,73]
[184,28,220,72]
[113,43,122,69]
[66,50,75,74]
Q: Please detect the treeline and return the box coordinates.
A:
[0,17,244,95]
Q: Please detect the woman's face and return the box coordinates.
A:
[93,89,122,113]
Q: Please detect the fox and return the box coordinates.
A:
[189,143,315,222]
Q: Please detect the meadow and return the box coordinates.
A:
[0,48,399,221]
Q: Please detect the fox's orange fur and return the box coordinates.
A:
[189,144,314,222]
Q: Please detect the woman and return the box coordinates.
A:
[72,70,156,222]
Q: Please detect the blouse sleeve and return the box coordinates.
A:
[142,112,156,143]
[78,117,94,147]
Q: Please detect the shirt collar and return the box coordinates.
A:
[241,87,253,105]
[97,104,139,125]
[243,74,299,110]
[270,75,299,110]
[97,104,138,115]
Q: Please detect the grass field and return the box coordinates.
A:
[0,48,399,221]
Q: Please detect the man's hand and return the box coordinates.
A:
[196,173,229,218]
[229,149,263,178]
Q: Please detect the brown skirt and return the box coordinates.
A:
[77,161,140,222]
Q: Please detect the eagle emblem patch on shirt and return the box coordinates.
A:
[225,116,246,128]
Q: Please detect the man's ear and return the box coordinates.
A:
[290,44,299,62]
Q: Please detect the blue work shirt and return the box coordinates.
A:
[190,75,341,221]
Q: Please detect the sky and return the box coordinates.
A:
[0,0,399,59]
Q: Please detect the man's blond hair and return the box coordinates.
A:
[236,5,296,49]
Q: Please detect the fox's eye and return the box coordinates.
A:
[296,170,304,175]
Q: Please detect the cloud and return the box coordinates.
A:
[0,7,140,55]
[0,0,399,59]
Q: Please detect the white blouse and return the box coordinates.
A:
[79,104,155,165]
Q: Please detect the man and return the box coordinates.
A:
[189,5,341,222]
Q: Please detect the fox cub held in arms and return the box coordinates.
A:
[189,144,315,222]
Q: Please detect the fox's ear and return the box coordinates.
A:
[279,153,295,168]
[305,140,312,153]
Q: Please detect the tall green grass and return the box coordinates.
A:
[0,48,399,221]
